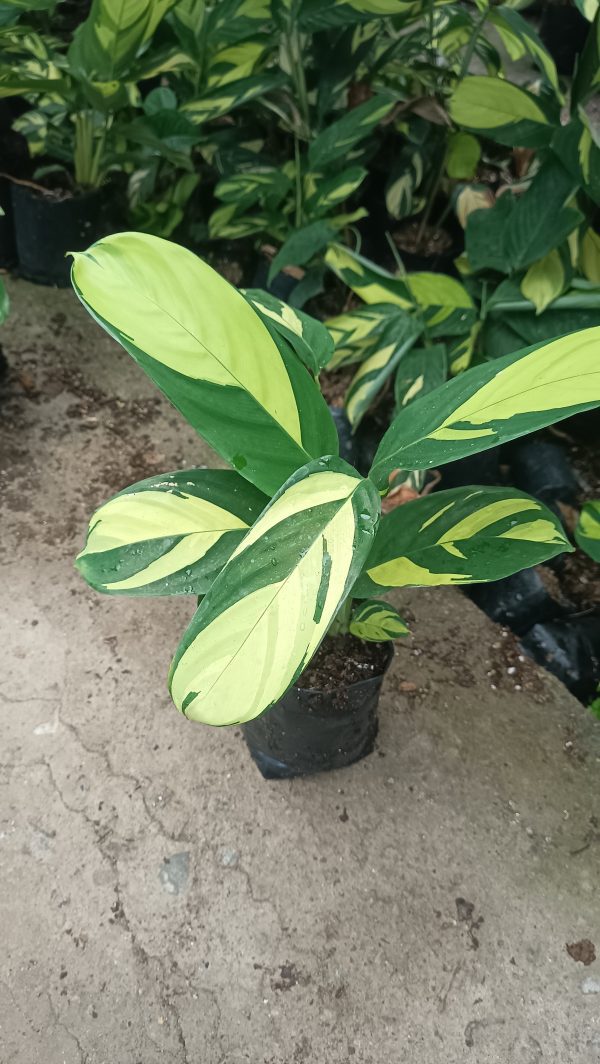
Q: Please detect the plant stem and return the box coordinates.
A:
[328,597,353,638]
[416,142,447,248]
[458,2,491,82]
[294,133,303,228]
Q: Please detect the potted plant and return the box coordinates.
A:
[72,231,600,778]
[0,0,178,283]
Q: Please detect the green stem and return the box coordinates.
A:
[293,133,303,228]
[328,597,354,638]
[458,3,491,82]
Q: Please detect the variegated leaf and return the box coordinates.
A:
[242,289,334,375]
[308,95,394,170]
[449,76,556,148]
[394,344,447,414]
[68,0,176,80]
[71,233,338,497]
[369,327,600,489]
[182,72,283,123]
[325,305,395,370]
[355,487,571,594]
[305,166,368,213]
[345,313,422,428]
[575,500,600,562]
[169,457,381,725]
[76,469,268,596]
[350,599,408,641]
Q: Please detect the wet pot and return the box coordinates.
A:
[11,182,109,286]
[242,644,394,779]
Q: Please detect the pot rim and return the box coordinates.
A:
[293,640,394,697]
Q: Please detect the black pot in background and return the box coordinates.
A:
[437,447,501,491]
[251,256,299,301]
[508,439,579,510]
[521,615,600,702]
[467,567,566,636]
[539,5,589,76]
[330,405,359,466]
[0,177,17,269]
[242,643,394,779]
[11,182,111,286]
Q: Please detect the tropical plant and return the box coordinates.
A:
[0,0,181,189]
[575,500,600,563]
[72,232,600,727]
[207,0,411,303]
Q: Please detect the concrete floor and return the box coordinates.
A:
[1,278,599,1064]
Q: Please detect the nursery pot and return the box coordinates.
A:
[0,177,17,268]
[11,182,109,286]
[539,5,589,76]
[242,642,394,779]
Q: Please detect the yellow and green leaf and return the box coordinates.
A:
[575,499,600,562]
[370,326,600,489]
[520,249,566,315]
[243,288,334,374]
[76,469,268,596]
[325,305,395,370]
[350,599,408,641]
[345,313,422,427]
[169,456,381,726]
[355,487,572,594]
[394,344,447,413]
[449,76,555,148]
[71,233,338,497]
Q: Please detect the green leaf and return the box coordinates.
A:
[305,165,368,213]
[466,159,582,274]
[575,499,600,562]
[572,8,600,106]
[345,313,422,428]
[369,326,600,489]
[169,456,381,725]
[268,221,336,283]
[76,469,268,596]
[520,249,566,314]
[385,147,424,220]
[488,7,560,92]
[394,344,447,414]
[71,233,338,497]
[308,95,394,170]
[350,599,409,641]
[446,132,481,180]
[298,0,423,30]
[581,228,600,283]
[182,72,284,123]
[449,76,556,148]
[242,288,334,375]
[355,487,572,594]
[326,304,398,370]
[69,0,176,81]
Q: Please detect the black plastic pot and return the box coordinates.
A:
[251,257,299,301]
[242,644,394,779]
[508,439,579,509]
[539,5,589,76]
[521,615,600,702]
[11,182,109,286]
[438,448,501,490]
[0,177,17,268]
[467,567,565,636]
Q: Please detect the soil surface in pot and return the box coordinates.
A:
[297,634,390,692]
[320,367,354,407]
[393,220,454,258]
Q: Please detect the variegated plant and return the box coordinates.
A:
[73,232,600,727]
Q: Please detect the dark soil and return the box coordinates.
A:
[392,220,453,257]
[320,367,354,407]
[297,634,390,691]
[557,430,600,613]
